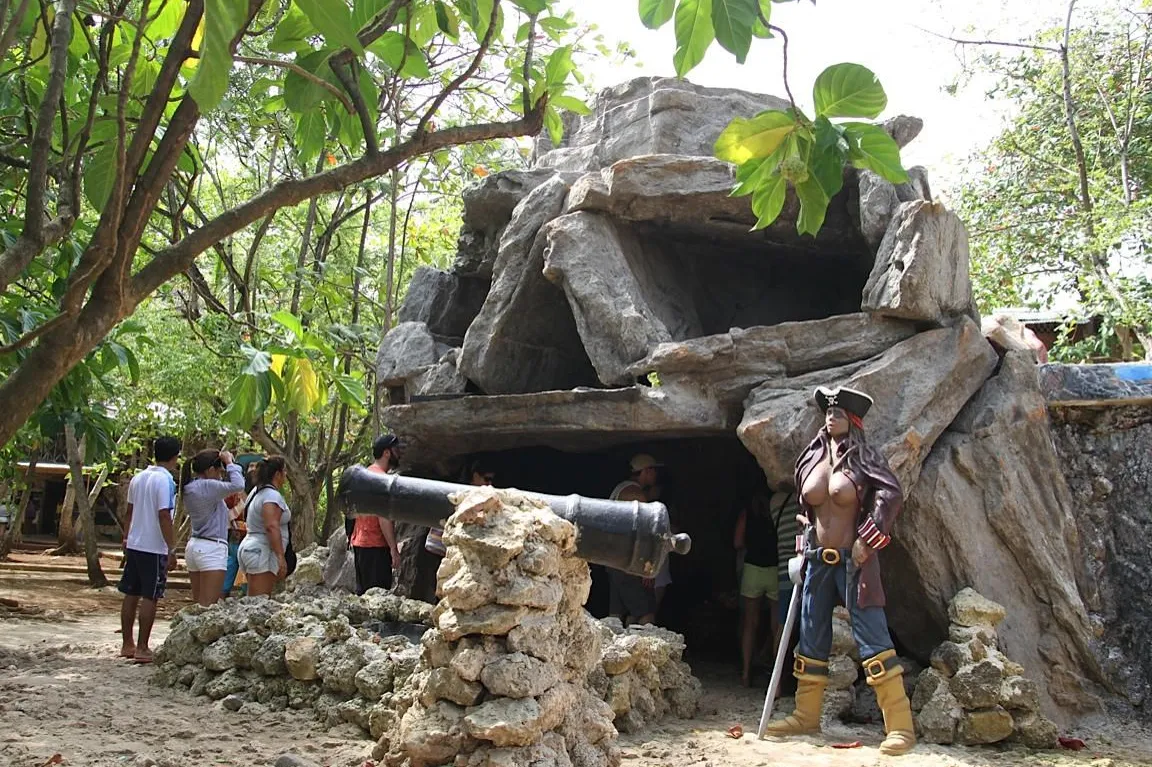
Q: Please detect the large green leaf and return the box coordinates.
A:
[673,0,714,77]
[368,31,430,78]
[812,62,887,119]
[352,0,390,31]
[750,171,787,230]
[188,0,247,112]
[146,0,188,42]
[714,109,795,165]
[283,50,335,112]
[711,0,757,63]
[551,94,591,116]
[510,0,549,12]
[751,0,771,37]
[269,3,314,53]
[544,46,573,87]
[221,370,272,427]
[843,122,909,183]
[638,0,675,29]
[333,375,367,410]
[434,1,460,39]
[794,139,845,236]
[296,0,365,56]
[294,109,326,163]
[270,310,303,338]
[83,143,116,211]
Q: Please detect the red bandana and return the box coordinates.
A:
[847,413,864,430]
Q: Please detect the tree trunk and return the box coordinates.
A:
[52,469,80,556]
[66,424,108,587]
[0,455,37,561]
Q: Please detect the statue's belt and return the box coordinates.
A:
[803,547,853,566]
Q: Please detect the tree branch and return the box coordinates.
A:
[331,59,377,153]
[416,0,502,137]
[227,52,356,115]
[914,25,1063,54]
[130,106,546,303]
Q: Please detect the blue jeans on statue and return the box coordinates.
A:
[222,540,246,598]
[797,553,894,662]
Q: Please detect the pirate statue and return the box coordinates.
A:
[764,386,915,756]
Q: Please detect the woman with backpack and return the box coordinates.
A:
[236,455,293,597]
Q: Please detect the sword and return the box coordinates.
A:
[757,554,803,739]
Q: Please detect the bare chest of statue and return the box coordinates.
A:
[801,455,860,548]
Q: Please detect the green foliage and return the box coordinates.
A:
[714,63,906,232]
[646,1,907,235]
[954,8,1152,359]
[189,0,248,111]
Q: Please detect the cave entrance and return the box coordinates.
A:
[619,221,874,341]
[463,435,773,665]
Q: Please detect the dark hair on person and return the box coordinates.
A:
[373,434,400,460]
[180,449,222,487]
[244,463,259,494]
[468,457,495,479]
[154,436,181,463]
[254,455,287,487]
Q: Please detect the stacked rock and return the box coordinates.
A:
[152,589,431,731]
[587,619,702,733]
[378,487,621,767]
[913,588,1059,748]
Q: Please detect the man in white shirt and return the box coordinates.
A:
[119,436,180,663]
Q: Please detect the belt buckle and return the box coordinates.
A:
[865,659,886,680]
[820,548,841,566]
[793,656,807,675]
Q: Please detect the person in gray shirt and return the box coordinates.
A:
[181,449,244,605]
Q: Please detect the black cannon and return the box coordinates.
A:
[336,466,691,577]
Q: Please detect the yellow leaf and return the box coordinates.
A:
[185,16,204,68]
[472,165,489,177]
[270,354,287,376]
[282,357,322,415]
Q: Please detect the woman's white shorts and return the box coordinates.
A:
[237,535,279,575]
[185,537,228,572]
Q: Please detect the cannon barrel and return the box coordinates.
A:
[337,466,691,577]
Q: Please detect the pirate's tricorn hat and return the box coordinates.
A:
[814,386,874,420]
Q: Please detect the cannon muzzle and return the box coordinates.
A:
[337,466,691,577]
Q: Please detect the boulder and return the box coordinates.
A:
[460,176,600,394]
[861,200,974,324]
[896,166,933,203]
[884,353,1104,720]
[423,667,484,707]
[949,658,1006,709]
[949,588,1007,628]
[399,701,469,764]
[982,313,1045,362]
[381,385,730,465]
[626,313,917,410]
[1000,675,1042,712]
[462,168,560,232]
[355,659,396,700]
[1011,710,1059,749]
[481,652,560,699]
[535,77,788,172]
[398,267,492,346]
[857,170,900,252]
[376,321,440,387]
[284,637,320,681]
[321,527,356,593]
[915,684,962,744]
[883,115,924,148]
[436,604,530,642]
[410,349,469,398]
[957,706,1014,745]
[316,640,369,695]
[738,318,997,489]
[541,212,676,385]
[565,155,751,226]
[464,697,545,747]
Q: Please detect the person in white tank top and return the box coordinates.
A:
[606,454,663,626]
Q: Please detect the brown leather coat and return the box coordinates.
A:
[794,430,903,608]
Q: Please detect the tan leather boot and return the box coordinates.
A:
[864,650,916,755]
[764,654,828,736]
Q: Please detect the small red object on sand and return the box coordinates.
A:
[1058,737,1086,751]
[726,725,744,739]
[831,741,863,749]
[40,754,63,766]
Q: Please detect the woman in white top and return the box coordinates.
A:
[237,455,291,597]
[180,449,245,606]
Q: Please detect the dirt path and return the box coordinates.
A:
[2,578,1150,767]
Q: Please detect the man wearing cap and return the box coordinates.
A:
[351,435,403,594]
[606,454,662,625]
[764,386,915,756]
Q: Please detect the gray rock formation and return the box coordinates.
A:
[887,353,1103,719]
[369,77,1132,724]
[861,200,974,324]
[738,318,997,489]
[1039,362,1152,406]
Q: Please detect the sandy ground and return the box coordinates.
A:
[2,576,1151,767]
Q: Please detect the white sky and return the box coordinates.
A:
[563,0,1106,194]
